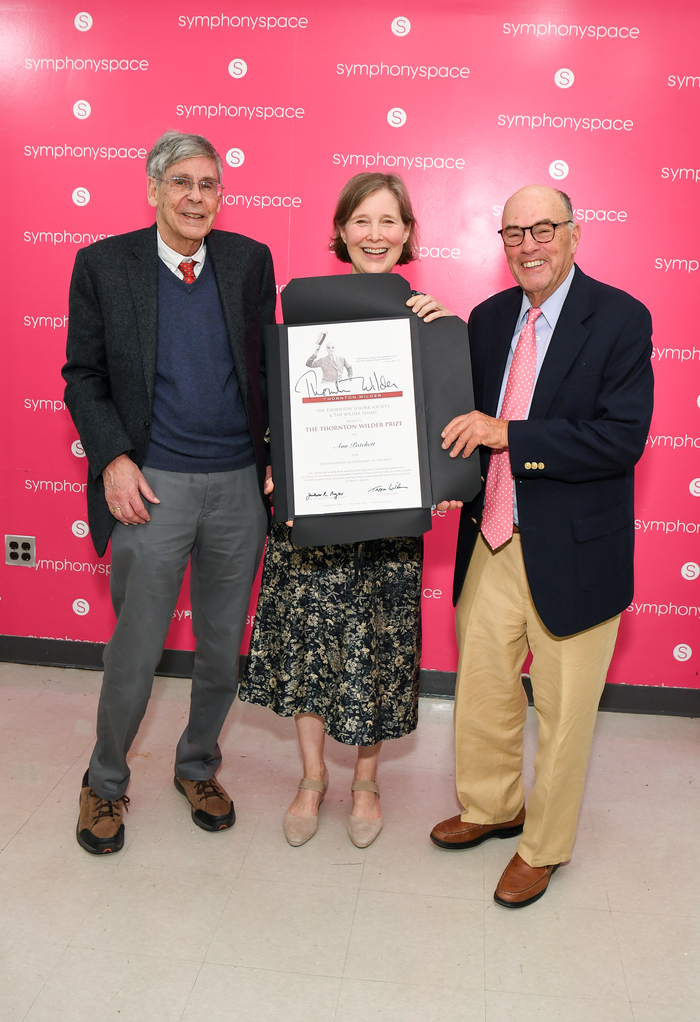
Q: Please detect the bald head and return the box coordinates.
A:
[500,184,580,307]
[502,185,573,228]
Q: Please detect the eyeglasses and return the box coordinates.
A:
[498,221,573,246]
[159,176,224,198]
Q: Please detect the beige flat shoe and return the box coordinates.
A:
[348,779,383,848]
[283,773,328,847]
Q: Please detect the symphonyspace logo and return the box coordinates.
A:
[222,193,301,208]
[668,75,700,89]
[25,479,87,493]
[498,114,633,131]
[24,398,67,411]
[25,145,147,161]
[662,167,700,183]
[27,633,110,643]
[178,14,308,30]
[652,346,700,361]
[654,257,699,272]
[336,62,469,80]
[493,203,627,222]
[503,22,639,39]
[176,103,304,120]
[24,231,114,245]
[627,601,700,618]
[24,57,149,72]
[333,153,465,171]
[35,558,111,576]
[573,208,627,222]
[636,519,700,534]
[419,245,461,260]
[23,315,68,329]
[646,434,700,449]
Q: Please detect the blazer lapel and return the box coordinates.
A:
[529,265,593,419]
[207,231,249,405]
[483,287,521,416]
[126,224,159,405]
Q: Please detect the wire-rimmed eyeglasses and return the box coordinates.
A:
[159,176,224,198]
[498,220,573,246]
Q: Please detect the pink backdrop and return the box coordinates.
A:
[3,0,699,687]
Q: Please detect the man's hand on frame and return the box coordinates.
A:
[441,411,509,460]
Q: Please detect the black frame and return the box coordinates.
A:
[266,272,481,547]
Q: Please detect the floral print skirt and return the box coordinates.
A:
[239,523,422,746]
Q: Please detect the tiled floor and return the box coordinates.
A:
[1,662,699,1021]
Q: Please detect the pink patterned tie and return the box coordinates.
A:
[178,260,196,283]
[481,307,542,550]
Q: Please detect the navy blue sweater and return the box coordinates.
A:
[144,257,255,473]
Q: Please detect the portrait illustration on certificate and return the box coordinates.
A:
[287,317,424,517]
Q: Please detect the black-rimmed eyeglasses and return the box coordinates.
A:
[159,176,224,198]
[498,221,573,246]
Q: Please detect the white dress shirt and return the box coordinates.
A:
[496,263,576,524]
[157,231,206,279]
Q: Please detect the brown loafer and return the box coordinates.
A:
[494,852,560,908]
[430,806,525,849]
[174,775,235,831]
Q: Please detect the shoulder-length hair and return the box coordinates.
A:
[330,172,418,264]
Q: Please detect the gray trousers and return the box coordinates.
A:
[88,465,267,800]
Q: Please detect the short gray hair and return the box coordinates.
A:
[555,189,575,222]
[146,131,223,180]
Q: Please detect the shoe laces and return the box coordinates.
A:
[92,793,130,823]
[192,778,223,803]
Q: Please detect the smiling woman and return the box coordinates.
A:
[239,172,455,850]
[330,172,416,269]
[340,194,408,270]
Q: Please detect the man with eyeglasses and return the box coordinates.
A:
[431,185,653,906]
[63,131,275,853]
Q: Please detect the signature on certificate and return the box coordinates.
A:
[306,490,345,501]
[367,482,409,493]
[295,370,399,399]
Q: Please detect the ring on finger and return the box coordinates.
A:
[110,505,121,513]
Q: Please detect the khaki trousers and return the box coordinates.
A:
[454,533,620,867]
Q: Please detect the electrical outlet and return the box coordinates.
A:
[5,535,36,567]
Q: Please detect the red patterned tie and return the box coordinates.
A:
[178,260,196,283]
[481,307,542,550]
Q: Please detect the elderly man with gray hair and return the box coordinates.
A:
[63,131,276,853]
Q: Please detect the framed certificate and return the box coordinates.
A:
[286,316,431,517]
[266,272,481,546]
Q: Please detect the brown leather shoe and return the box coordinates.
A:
[430,806,525,849]
[76,770,129,854]
[494,852,560,908]
[174,775,235,831]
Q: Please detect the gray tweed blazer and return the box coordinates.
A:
[62,223,276,556]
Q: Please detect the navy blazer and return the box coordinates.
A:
[62,224,276,557]
[453,265,653,637]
